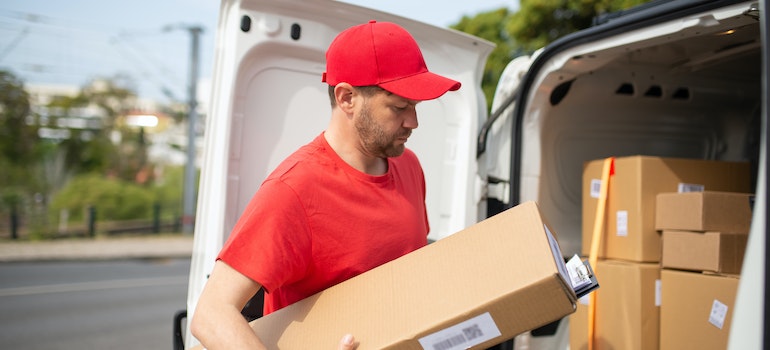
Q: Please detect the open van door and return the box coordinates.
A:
[180,0,494,348]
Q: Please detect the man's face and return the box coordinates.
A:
[354,90,419,158]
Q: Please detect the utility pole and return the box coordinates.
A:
[166,24,203,234]
[183,25,202,234]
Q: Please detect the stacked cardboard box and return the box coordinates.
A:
[581,156,751,262]
[656,191,751,350]
[569,260,660,350]
[570,155,752,350]
[656,191,752,275]
[659,270,739,350]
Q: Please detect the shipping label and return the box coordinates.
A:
[616,210,628,236]
[418,312,501,350]
[590,179,602,198]
[709,299,729,329]
[678,183,705,193]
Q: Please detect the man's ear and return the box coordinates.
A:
[334,83,356,114]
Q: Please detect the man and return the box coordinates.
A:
[190,20,460,349]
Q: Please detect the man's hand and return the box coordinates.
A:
[339,334,359,350]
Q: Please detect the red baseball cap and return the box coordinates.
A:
[322,20,461,101]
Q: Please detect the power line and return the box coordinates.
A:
[110,34,185,102]
[0,9,195,100]
[0,26,28,62]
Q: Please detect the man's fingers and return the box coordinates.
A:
[338,334,359,350]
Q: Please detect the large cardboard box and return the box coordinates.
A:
[661,230,748,274]
[249,201,578,349]
[660,269,739,350]
[655,191,753,233]
[582,156,751,262]
[569,259,660,350]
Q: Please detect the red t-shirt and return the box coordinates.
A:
[217,133,429,314]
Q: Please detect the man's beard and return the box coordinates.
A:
[355,103,410,158]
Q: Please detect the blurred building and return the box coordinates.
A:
[24,80,206,169]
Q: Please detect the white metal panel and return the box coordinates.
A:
[186,0,492,346]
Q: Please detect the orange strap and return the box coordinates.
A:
[588,157,614,350]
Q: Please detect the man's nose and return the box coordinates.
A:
[403,109,418,129]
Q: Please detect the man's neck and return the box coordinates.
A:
[323,131,388,176]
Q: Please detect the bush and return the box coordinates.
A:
[150,165,186,220]
[49,173,155,223]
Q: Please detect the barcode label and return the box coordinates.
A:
[590,179,602,198]
[678,183,704,193]
[419,312,501,350]
[432,334,466,350]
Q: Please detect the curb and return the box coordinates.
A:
[0,235,194,263]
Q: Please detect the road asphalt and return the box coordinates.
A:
[0,234,194,262]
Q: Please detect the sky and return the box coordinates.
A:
[0,0,516,104]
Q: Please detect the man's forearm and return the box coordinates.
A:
[191,302,266,349]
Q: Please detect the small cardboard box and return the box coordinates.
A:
[655,191,753,233]
[660,269,739,350]
[582,156,751,262]
[249,201,578,349]
[569,259,660,350]
[661,230,748,274]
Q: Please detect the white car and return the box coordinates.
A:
[176,0,766,349]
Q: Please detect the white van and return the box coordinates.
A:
[176,0,766,349]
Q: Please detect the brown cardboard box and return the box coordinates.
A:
[569,259,660,350]
[660,269,739,350]
[661,230,748,274]
[655,191,753,233]
[582,156,751,262]
[249,201,578,349]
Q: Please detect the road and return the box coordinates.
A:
[0,258,190,349]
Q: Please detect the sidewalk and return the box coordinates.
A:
[0,234,194,262]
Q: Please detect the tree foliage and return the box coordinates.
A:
[451,8,520,113]
[509,0,650,52]
[49,165,186,224]
[0,71,36,166]
[49,173,154,222]
[48,75,140,177]
[0,71,173,238]
[450,0,650,111]
[0,71,41,213]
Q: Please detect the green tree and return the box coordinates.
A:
[450,0,650,111]
[48,75,147,181]
[0,70,42,237]
[508,0,649,52]
[452,8,520,112]
[0,71,36,167]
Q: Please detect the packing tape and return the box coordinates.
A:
[588,157,613,350]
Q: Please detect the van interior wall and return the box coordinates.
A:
[531,53,761,257]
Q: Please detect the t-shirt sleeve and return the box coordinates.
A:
[217,178,312,293]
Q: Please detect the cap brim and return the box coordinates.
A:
[378,72,461,101]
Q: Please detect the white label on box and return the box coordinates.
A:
[566,254,591,290]
[616,210,628,236]
[655,279,662,306]
[590,179,602,198]
[709,299,729,329]
[418,312,501,350]
[678,183,705,193]
[579,295,590,305]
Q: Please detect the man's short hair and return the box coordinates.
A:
[327,85,386,108]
